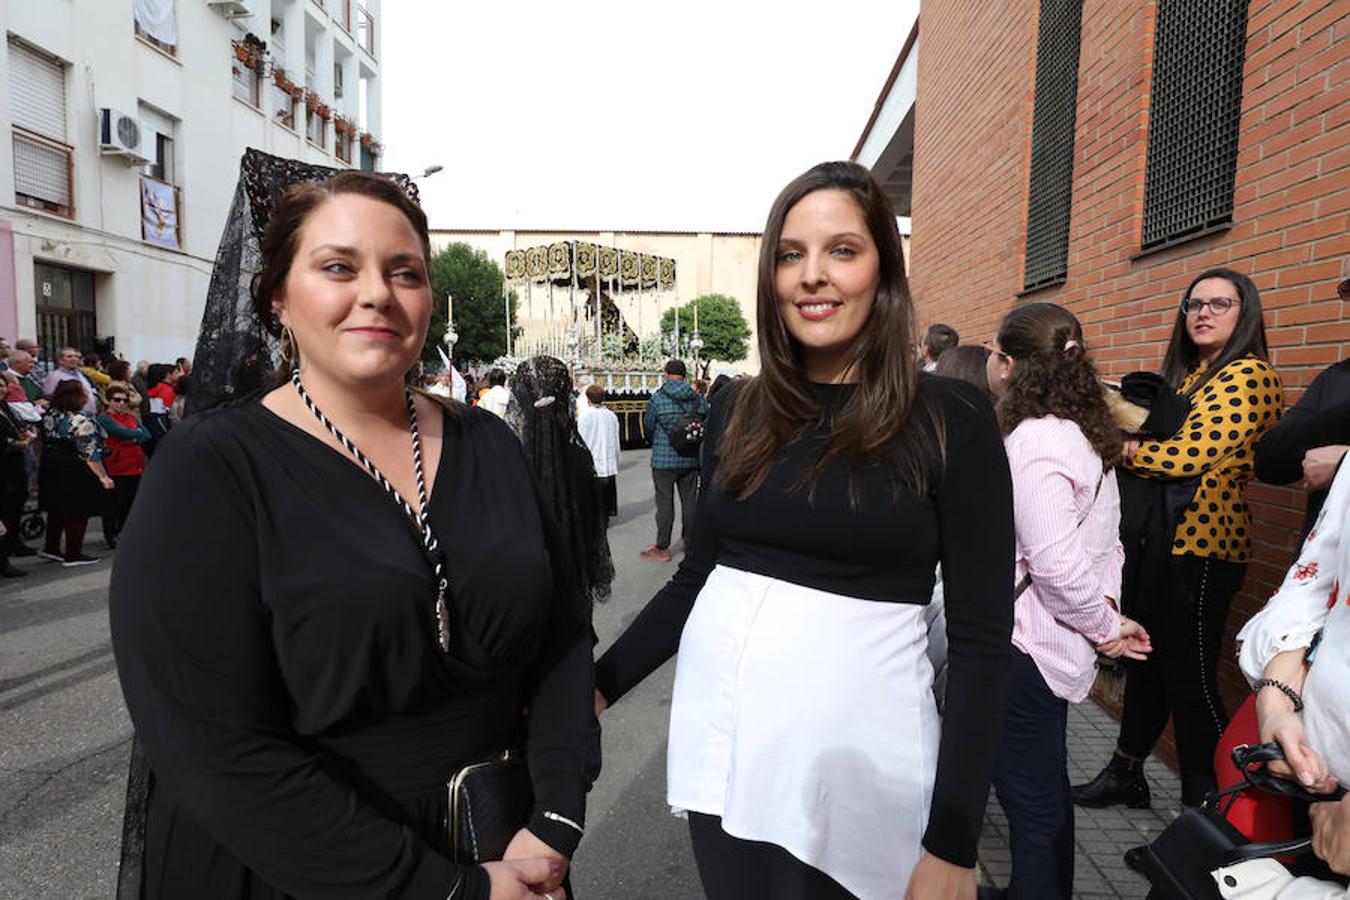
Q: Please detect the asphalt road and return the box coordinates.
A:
[0,450,703,899]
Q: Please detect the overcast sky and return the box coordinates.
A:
[381,1,919,233]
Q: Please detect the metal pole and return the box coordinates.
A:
[673,274,680,360]
[569,242,578,357]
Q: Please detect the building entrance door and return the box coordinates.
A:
[34,262,96,364]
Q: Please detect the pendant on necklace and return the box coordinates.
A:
[436,589,450,652]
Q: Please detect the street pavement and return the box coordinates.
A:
[1,448,1181,898]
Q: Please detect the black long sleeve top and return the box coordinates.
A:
[1255,360,1350,540]
[109,400,599,900]
[595,375,1014,869]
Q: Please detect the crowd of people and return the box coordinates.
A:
[0,344,193,573]
[89,160,1350,900]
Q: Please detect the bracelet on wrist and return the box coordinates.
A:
[1253,677,1304,713]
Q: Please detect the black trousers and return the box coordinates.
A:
[1118,554,1246,805]
[992,650,1073,899]
[103,474,141,544]
[652,467,698,549]
[688,812,856,899]
[0,470,25,561]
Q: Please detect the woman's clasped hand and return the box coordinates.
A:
[484,857,567,900]
[1095,616,1152,661]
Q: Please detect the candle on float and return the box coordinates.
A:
[446,293,453,324]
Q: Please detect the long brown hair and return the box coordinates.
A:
[717,161,942,500]
[995,302,1122,467]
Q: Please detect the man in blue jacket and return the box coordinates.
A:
[641,359,707,562]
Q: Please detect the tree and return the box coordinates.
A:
[424,242,519,365]
[660,294,751,376]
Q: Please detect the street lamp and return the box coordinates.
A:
[444,292,458,358]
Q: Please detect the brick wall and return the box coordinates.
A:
[910,0,1350,713]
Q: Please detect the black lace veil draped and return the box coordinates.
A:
[505,356,615,605]
[186,149,420,415]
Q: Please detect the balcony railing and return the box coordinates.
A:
[306,109,326,148]
[273,83,298,130]
[139,174,182,250]
[232,58,261,107]
[356,5,375,56]
[339,0,352,32]
[13,126,74,217]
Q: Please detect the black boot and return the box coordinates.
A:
[1071,752,1150,809]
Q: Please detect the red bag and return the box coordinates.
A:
[1213,695,1295,844]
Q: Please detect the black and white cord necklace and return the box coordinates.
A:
[290,368,451,652]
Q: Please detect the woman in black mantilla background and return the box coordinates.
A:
[505,354,614,609]
[110,155,598,900]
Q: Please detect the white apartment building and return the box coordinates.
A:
[0,0,384,366]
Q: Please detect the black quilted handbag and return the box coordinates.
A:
[446,750,534,864]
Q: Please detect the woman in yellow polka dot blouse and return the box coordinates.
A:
[1073,267,1283,809]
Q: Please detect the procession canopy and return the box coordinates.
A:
[503,242,677,289]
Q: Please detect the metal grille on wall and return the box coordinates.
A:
[1023,0,1084,291]
[1141,0,1249,251]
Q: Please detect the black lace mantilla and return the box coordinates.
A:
[187,149,419,415]
[506,355,615,605]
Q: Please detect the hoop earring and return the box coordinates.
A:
[280,326,298,371]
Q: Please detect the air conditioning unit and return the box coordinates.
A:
[99,108,151,163]
[207,0,253,18]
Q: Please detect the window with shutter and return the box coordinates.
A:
[10,40,66,140]
[1022,0,1084,292]
[1140,0,1249,252]
[8,39,73,216]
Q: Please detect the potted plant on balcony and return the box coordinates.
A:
[274,68,293,92]
[360,132,381,154]
[234,32,267,69]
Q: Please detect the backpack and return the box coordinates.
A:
[667,395,706,459]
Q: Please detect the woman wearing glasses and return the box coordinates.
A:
[1074,268,1283,810]
[96,388,150,548]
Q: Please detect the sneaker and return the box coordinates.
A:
[37,549,64,563]
[639,545,673,563]
[61,554,100,567]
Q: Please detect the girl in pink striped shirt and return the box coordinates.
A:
[983,302,1151,899]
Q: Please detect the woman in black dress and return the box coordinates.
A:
[39,379,112,566]
[594,161,1015,899]
[110,172,597,900]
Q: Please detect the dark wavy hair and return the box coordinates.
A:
[996,302,1122,468]
[717,161,943,501]
[1159,267,1269,396]
[49,378,89,414]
